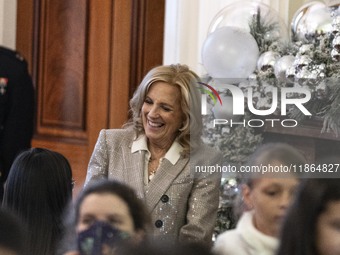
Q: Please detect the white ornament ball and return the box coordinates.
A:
[202,26,259,84]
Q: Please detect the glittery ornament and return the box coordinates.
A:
[257,51,281,71]
[291,1,333,41]
[333,15,340,26]
[220,176,239,204]
[307,65,324,86]
[299,44,315,55]
[331,16,340,34]
[331,25,340,35]
[286,66,296,83]
[248,73,257,81]
[293,55,312,70]
[331,48,340,61]
[332,34,340,50]
[274,55,295,83]
[213,175,239,237]
[318,72,326,80]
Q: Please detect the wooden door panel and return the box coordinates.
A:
[37,0,87,137]
[16,0,164,192]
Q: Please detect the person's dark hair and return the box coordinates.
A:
[2,148,73,255]
[276,178,340,255]
[0,209,27,255]
[75,180,149,232]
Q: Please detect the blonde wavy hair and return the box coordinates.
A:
[125,64,203,156]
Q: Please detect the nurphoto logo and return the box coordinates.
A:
[198,82,312,128]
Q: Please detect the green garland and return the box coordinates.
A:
[207,7,340,236]
[321,82,340,136]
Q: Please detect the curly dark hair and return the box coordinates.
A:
[74,179,150,232]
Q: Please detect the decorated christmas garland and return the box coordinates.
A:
[203,2,340,236]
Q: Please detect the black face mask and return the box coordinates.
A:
[77,221,130,255]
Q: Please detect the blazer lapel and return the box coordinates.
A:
[145,157,189,211]
[123,146,146,200]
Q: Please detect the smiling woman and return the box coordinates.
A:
[141,82,184,160]
[84,64,222,246]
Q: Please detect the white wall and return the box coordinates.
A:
[163,0,309,75]
[1,0,310,64]
[0,0,17,50]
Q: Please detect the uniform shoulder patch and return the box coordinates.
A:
[0,46,26,63]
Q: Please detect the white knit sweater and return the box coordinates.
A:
[213,211,279,255]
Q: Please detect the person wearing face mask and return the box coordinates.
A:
[85,64,222,245]
[62,180,149,255]
[213,143,306,255]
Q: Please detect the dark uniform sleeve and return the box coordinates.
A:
[0,46,35,196]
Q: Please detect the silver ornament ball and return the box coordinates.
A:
[291,1,333,41]
[274,55,295,83]
[333,34,340,51]
[257,51,281,71]
[331,48,340,61]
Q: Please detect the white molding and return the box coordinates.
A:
[163,0,201,73]
[0,0,4,45]
[0,0,17,49]
[163,0,180,66]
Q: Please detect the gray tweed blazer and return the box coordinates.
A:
[85,128,222,245]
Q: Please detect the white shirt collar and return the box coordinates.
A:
[131,134,183,165]
[131,134,148,153]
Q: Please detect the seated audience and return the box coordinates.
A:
[2,148,73,255]
[276,178,340,255]
[62,179,149,255]
[0,209,27,255]
[213,143,306,255]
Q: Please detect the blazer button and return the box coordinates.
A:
[155,220,163,228]
[161,195,169,203]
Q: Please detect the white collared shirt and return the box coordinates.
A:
[131,134,183,184]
